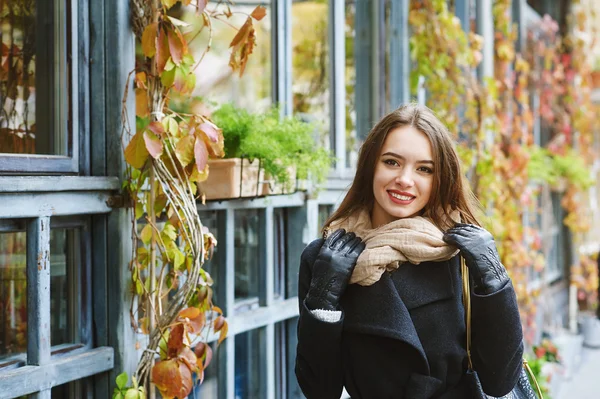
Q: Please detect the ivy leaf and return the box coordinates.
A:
[173,66,188,92]
[135,72,147,89]
[143,131,164,159]
[250,5,267,21]
[162,116,179,136]
[162,223,177,241]
[194,137,209,172]
[135,89,149,118]
[198,123,224,158]
[167,16,190,27]
[116,372,128,390]
[161,0,178,9]
[167,324,185,358]
[148,121,166,137]
[125,131,150,169]
[167,29,185,65]
[140,224,153,245]
[141,23,158,58]
[160,68,176,88]
[229,18,256,76]
[124,389,139,399]
[218,320,228,346]
[151,359,193,399]
[175,134,195,166]
[156,27,170,74]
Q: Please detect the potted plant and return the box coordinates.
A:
[200,103,332,200]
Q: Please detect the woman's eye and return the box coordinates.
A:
[383,159,399,166]
[418,166,433,174]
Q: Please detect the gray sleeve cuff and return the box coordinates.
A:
[310,309,342,323]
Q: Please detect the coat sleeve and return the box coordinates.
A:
[295,238,345,399]
[470,280,525,397]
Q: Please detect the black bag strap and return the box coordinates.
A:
[460,257,544,398]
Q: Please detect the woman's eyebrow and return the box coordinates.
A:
[381,151,434,165]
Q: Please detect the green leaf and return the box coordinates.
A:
[124,389,140,399]
[162,116,179,136]
[162,223,177,241]
[174,249,185,271]
[135,202,144,220]
[161,0,178,10]
[167,16,190,27]
[113,392,124,399]
[140,224,153,245]
[116,372,128,390]
[160,68,176,88]
[124,131,150,169]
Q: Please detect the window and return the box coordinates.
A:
[169,1,273,113]
[234,209,261,306]
[234,328,265,399]
[0,0,80,173]
[292,0,330,150]
[344,0,358,167]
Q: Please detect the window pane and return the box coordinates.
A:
[345,0,358,168]
[0,0,70,155]
[273,208,285,299]
[285,317,303,399]
[0,228,73,360]
[235,328,265,399]
[292,0,330,150]
[234,209,260,302]
[171,1,272,113]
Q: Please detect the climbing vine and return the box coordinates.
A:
[409,0,598,344]
[113,1,266,399]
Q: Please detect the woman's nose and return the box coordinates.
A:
[395,169,414,187]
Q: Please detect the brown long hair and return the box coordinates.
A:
[323,103,481,234]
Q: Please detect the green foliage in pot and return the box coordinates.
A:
[212,103,333,191]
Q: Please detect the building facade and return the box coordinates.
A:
[0,0,597,398]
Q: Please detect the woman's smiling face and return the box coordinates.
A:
[371,125,435,228]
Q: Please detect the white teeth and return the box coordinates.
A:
[390,192,413,201]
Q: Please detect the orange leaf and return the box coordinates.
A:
[152,359,193,399]
[142,22,158,58]
[228,18,256,76]
[135,72,147,89]
[194,137,209,172]
[212,306,223,315]
[179,307,200,320]
[229,18,252,48]
[218,320,228,346]
[213,315,225,332]
[167,324,185,358]
[178,347,198,373]
[136,88,149,117]
[195,342,213,369]
[186,311,205,334]
[125,131,150,169]
[156,26,170,74]
[250,5,267,21]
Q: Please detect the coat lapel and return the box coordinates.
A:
[340,271,431,375]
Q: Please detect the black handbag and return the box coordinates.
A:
[460,257,544,399]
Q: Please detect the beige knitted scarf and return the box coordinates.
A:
[326,208,459,286]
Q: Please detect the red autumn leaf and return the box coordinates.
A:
[178,347,198,371]
[167,323,185,358]
[195,342,213,369]
[194,137,209,172]
[250,5,267,21]
[125,131,150,169]
[186,310,205,334]
[152,358,194,399]
[144,130,164,159]
[142,22,158,58]
[229,17,252,49]
[156,26,170,74]
[175,134,195,166]
[213,315,225,332]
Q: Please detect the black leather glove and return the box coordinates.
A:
[304,228,365,311]
[443,223,510,295]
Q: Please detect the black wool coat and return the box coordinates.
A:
[295,238,524,399]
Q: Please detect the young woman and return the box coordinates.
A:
[295,104,524,399]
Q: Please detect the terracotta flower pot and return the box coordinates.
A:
[199,158,269,200]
